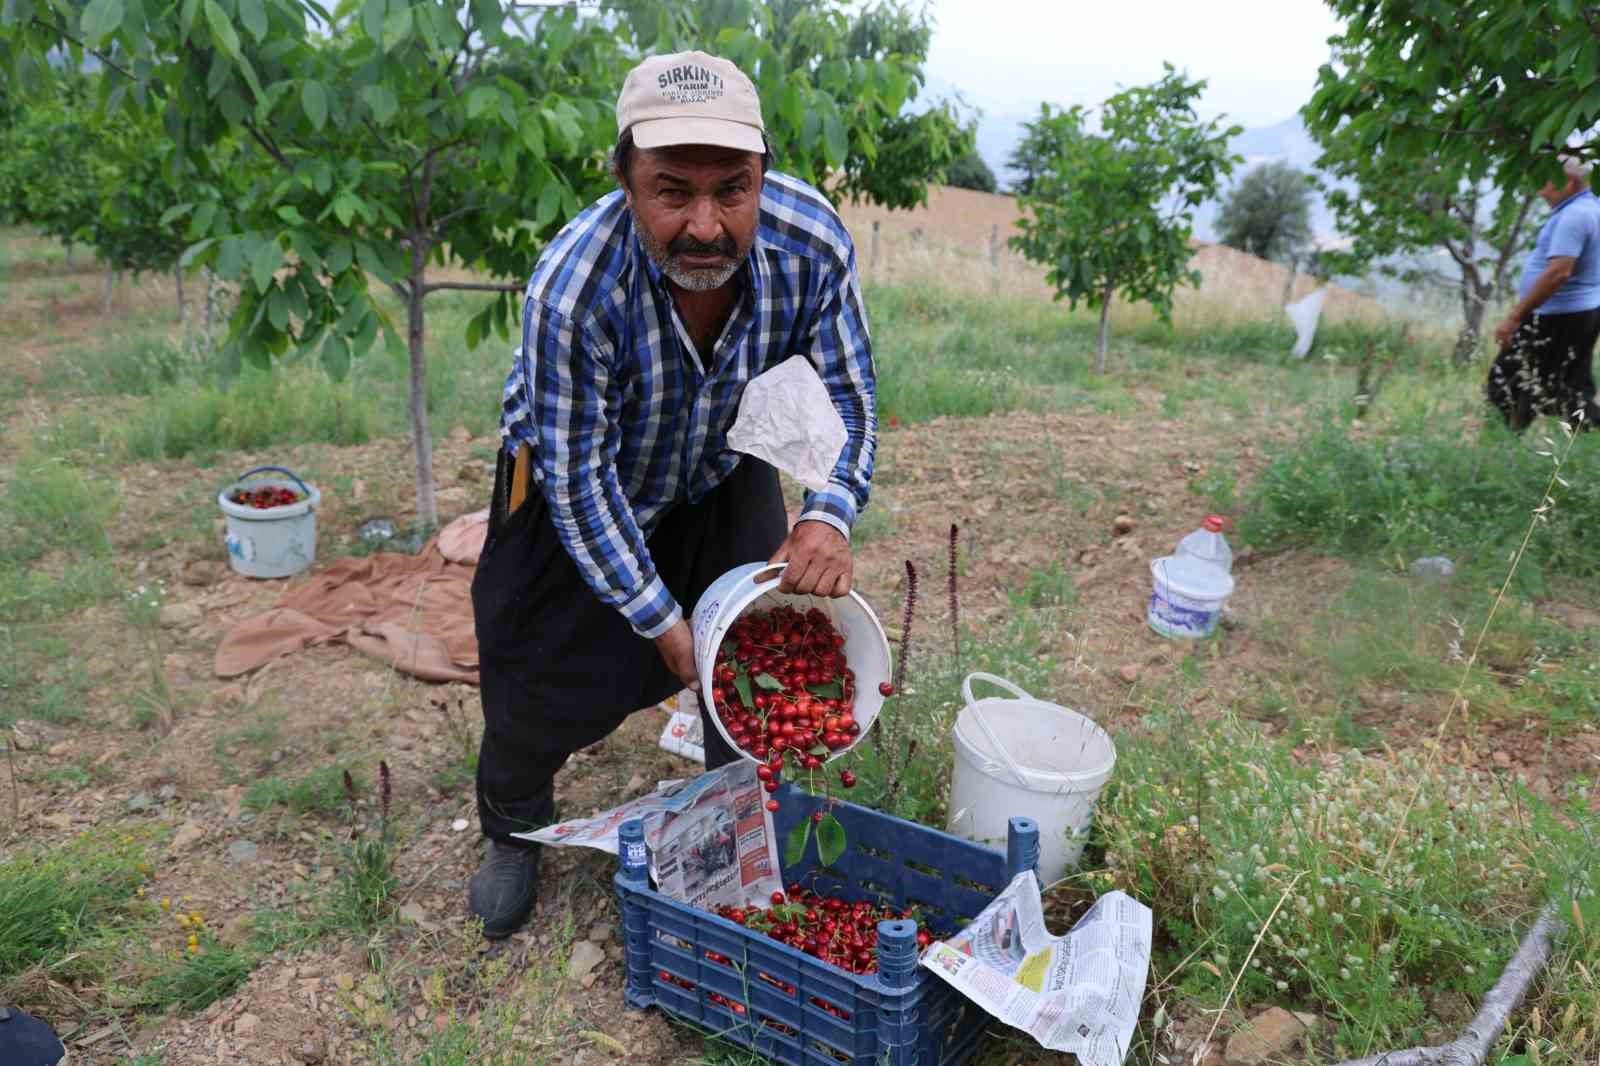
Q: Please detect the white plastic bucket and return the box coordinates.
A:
[690,562,891,763]
[1147,554,1234,639]
[217,466,321,579]
[947,673,1116,884]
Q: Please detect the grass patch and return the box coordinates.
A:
[243,762,366,818]
[1,450,117,565]
[0,828,149,991]
[53,334,190,396]
[1096,712,1595,1057]
[1242,412,1600,591]
[140,933,256,1013]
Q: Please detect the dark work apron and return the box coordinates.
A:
[471,451,786,840]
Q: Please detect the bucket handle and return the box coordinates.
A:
[230,465,311,497]
[961,672,1033,788]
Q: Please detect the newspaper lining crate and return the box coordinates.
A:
[615,785,1039,1066]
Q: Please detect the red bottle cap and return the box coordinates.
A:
[1202,515,1226,532]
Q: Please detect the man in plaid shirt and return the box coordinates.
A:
[468,50,876,938]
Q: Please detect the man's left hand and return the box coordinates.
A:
[1494,314,1521,348]
[769,521,852,597]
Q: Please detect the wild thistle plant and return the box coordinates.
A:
[893,560,919,693]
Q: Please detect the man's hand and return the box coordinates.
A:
[769,520,852,597]
[1494,314,1521,348]
[654,620,700,693]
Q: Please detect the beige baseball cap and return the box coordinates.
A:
[616,50,765,154]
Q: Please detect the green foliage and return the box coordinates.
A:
[123,362,377,461]
[1010,66,1241,369]
[866,282,1122,424]
[1241,414,1600,590]
[1304,3,1600,190]
[639,0,969,211]
[945,149,996,194]
[1309,130,1540,363]
[1216,161,1313,262]
[0,72,189,275]
[1,449,117,565]
[1098,713,1578,1052]
[142,934,256,1013]
[0,829,147,982]
[244,763,367,817]
[57,335,190,396]
[0,76,100,249]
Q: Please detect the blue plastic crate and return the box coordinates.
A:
[615,784,1039,1065]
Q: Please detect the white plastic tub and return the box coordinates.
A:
[218,466,321,579]
[1147,554,1234,639]
[947,673,1116,884]
[689,562,891,763]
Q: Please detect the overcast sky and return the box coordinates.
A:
[921,0,1345,130]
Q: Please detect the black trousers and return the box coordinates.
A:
[1486,307,1600,432]
[471,455,787,841]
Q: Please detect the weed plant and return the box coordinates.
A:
[0,829,149,992]
[244,762,368,818]
[1095,712,1597,1058]
[1242,413,1600,591]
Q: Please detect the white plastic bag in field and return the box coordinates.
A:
[1286,288,1328,359]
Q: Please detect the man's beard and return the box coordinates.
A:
[633,214,749,291]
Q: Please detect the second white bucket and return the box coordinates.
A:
[947,673,1116,885]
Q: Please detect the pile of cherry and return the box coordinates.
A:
[229,486,302,509]
[710,605,892,813]
[711,885,933,976]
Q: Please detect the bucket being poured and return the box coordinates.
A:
[947,673,1116,885]
[689,562,892,763]
[1147,554,1234,639]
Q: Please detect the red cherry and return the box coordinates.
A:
[839,770,856,788]
[878,681,894,697]
[765,799,780,813]
[771,891,785,905]
[811,810,824,824]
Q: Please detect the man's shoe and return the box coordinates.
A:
[468,840,540,939]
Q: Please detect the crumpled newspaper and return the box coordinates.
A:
[727,355,846,492]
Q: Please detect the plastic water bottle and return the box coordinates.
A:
[1176,515,1233,574]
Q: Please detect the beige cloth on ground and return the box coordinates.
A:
[214,509,489,684]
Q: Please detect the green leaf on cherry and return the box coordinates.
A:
[817,812,846,867]
[808,744,829,757]
[732,670,753,709]
[784,820,811,867]
[805,679,844,699]
[753,672,785,691]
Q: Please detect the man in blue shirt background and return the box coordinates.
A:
[1488,154,1600,431]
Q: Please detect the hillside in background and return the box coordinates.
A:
[836,182,1379,324]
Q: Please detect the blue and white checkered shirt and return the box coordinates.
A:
[499,171,876,640]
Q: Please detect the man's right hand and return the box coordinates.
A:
[654,620,700,693]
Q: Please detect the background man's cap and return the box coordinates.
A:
[617,50,765,154]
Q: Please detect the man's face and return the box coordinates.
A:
[1539,172,1583,206]
[622,143,761,292]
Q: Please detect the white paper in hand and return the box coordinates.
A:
[726,356,846,492]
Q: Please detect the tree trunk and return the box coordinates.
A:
[1281,253,1300,307]
[1455,284,1490,366]
[175,264,190,351]
[407,247,438,532]
[201,267,218,357]
[102,268,116,314]
[1095,283,1112,373]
